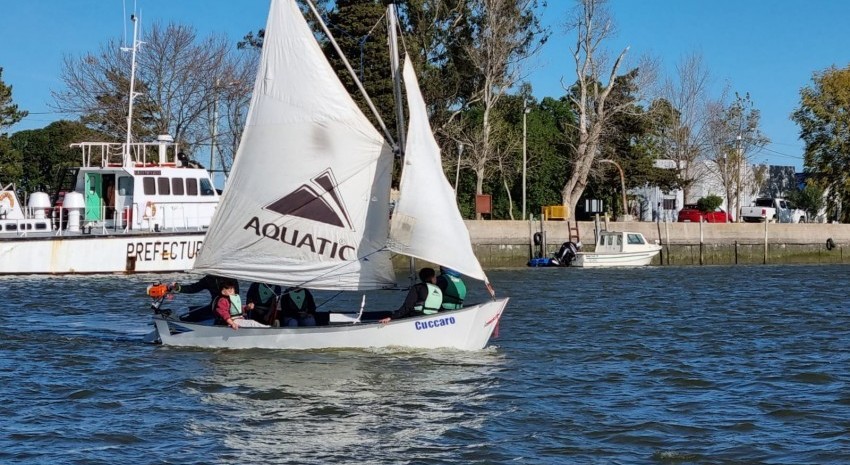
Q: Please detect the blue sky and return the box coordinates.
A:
[2,0,849,170]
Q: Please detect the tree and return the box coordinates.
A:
[0,67,28,133]
[788,183,825,221]
[791,65,850,221]
[696,194,722,213]
[460,0,544,218]
[561,0,654,218]
[656,53,714,203]
[0,67,27,183]
[9,121,103,194]
[705,92,768,221]
[52,22,252,171]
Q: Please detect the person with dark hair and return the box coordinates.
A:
[212,279,267,330]
[280,287,317,327]
[245,282,282,326]
[379,267,442,324]
[436,266,466,311]
[172,275,239,322]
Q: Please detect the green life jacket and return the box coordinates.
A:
[257,284,275,307]
[440,275,466,310]
[414,283,443,315]
[289,289,306,310]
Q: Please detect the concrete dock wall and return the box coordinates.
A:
[460,220,850,268]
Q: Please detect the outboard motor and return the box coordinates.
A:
[553,241,579,267]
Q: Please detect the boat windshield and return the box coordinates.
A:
[627,234,645,245]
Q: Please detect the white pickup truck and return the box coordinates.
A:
[740,198,807,223]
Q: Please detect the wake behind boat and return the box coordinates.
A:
[149,0,507,350]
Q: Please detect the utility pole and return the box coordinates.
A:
[522,102,530,220]
[210,79,219,176]
[735,134,742,223]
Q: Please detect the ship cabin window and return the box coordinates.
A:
[5,223,17,231]
[35,222,47,230]
[157,177,171,195]
[171,178,185,196]
[200,179,214,196]
[627,234,645,245]
[186,178,199,196]
[118,177,133,196]
[616,234,623,246]
[143,177,156,195]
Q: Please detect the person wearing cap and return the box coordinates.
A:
[436,266,466,311]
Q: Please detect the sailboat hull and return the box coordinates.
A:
[152,298,508,351]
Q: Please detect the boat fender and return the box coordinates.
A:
[533,232,542,246]
[144,201,157,218]
[826,237,836,251]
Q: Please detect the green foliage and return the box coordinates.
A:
[792,65,850,221]
[0,135,22,183]
[9,121,104,194]
[787,183,825,220]
[696,195,723,213]
[0,67,27,134]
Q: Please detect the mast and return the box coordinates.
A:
[121,13,141,167]
[386,3,416,284]
[387,3,406,152]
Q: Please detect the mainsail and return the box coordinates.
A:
[194,0,396,290]
[389,58,489,283]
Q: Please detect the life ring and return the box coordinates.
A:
[533,232,542,246]
[826,238,836,251]
[0,191,14,208]
[144,201,157,218]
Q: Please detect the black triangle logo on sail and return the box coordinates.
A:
[264,169,354,230]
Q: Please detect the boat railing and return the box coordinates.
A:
[70,140,183,168]
[7,201,212,235]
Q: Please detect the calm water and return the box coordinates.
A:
[2,265,849,464]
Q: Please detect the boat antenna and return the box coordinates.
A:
[120,11,141,166]
[302,0,397,152]
[387,3,406,154]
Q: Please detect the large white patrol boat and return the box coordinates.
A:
[0,13,220,275]
[0,137,218,275]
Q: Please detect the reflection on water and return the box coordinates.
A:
[193,349,506,464]
[2,265,850,463]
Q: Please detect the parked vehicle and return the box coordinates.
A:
[678,204,733,223]
[740,198,807,223]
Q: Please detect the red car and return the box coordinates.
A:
[678,204,733,223]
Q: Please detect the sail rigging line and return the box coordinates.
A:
[357,12,388,82]
[302,0,397,152]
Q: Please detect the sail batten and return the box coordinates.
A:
[193,0,395,291]
[389,58,488,283]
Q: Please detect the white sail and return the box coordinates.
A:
[389,58,488,283]
[194,0,396,290]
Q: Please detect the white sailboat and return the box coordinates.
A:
[150,0,508,350]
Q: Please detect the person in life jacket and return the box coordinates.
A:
[280,287,317,327]
[212,279,268,330]
[379,267,443,324]
[246,282,282,326]
[436,266,466,310]
[172,275,239,322]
